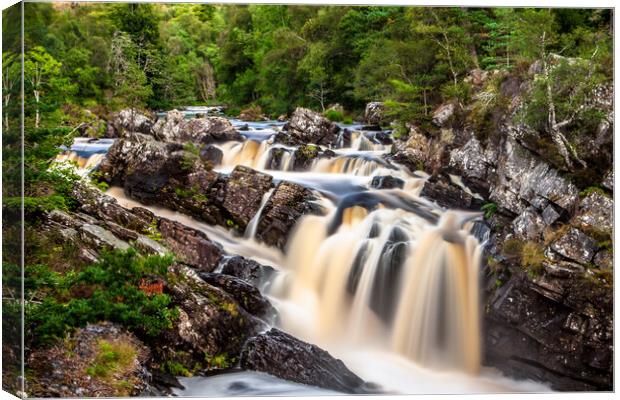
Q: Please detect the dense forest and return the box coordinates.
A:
[3,3,613,120]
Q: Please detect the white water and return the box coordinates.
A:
[58,118,551,395]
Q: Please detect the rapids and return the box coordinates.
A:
[57,114,551,394]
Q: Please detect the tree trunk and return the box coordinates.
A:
[34,90,40,129]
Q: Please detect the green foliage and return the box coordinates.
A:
[26,249,178,346]
[481,202,498,219]
[324,109,344,122]
[162,361,192,377]
[205,352,234,370]
[86,339,138,379]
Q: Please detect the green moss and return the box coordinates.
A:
[162,361,192,377]
[481,202,498,219]
[579,186,607,198]
[520,241,545,276]
[86,339,137,379]
[204,352,235,370]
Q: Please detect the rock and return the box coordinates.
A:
[465,68,489,86]
[542,204,561,226]
[79,224,130,251]
[218,256,276,287]
[512,208,545,240]
[370,176,404,190]
[601,170,613,191]
[364,102,385,126]
[432,102,455,127]
[106,108,154,138]
[153,110,241,143]
[200,145,224,166]
[420,175,481,210]
[277,114,287,122]
[221,166,273,230]
[28,322,151,397]
[550,228,598,265]
[238,105,266,122]
[240,329,366,393]
[292,144,320,170]
[158,218,223,272]
[390,128,430,171]
[574,192,613,233]
[256,181,319,249]
[276,107,341,147]
[490,138,579,215]
[135,235,168,255]
[199,273,277,321]
[152,265,265,373]
[448,138,490,193]
[593,250,612,270]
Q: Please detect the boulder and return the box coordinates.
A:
[240,329,367,394]
[199,273,277,321]
[158,218,223,272]
[151,265,265,373]
[419,175,481,210]
[432,102,455,127]
[220,166,273,230]
[593,250,612,270]
[256,181,319,249]
[550,228,598,265]
[276,108,341,147]
[541,204,561,226]
[370,175,404,190]
[238,105,267,122]
[106,108,154,138]
[153,110,241,143]
[135,235,168,256]
[390,128,429,171]
[574,192,613,233]
[200,145,224,166]
[364,102,385,126]
[79,224,130,251]
[292,144,320,170]
[218,256,276,287]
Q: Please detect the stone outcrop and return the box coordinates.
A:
[106,108,155,138]
[240,329,367,394]
[364,102,385,126]
[275,107,341,147]
[256,181,320,249]
[152,110,241,143]
[219,166,273,230]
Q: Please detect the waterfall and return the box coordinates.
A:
[245,188,275,239]
[276,188,482,375]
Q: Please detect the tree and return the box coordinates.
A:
[23,46,64,128]
[2,51,20,131]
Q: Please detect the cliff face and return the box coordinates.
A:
[388,67,613,390]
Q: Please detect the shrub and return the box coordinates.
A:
[324,109,344,122]
[521,241,545,276]
[27,249,178,346]
[481,202,498,219]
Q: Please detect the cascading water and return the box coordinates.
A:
[57,115,549,395]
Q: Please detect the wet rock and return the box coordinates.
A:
[28,322,151,397]
[574,192,613,233]
[256,181,319,249]
[512,208,545,240]
[221,166,273,230]
[550,228,597,265]
[153,110,241,143]
[390,128,429,171]
[432,102,455,127]
[420,174,481,210]
[158,218,223,272]
[199,273,276,321]
[370,175,404,190]
[292,144,320,170]
[200,145,224,166]
[276,108,341,147]
[106,108,155,138]
[79,224,130,251]
[240,328,366,394]
[218,256,276,287]
[364,102,385,126]
[152,265,265,373]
